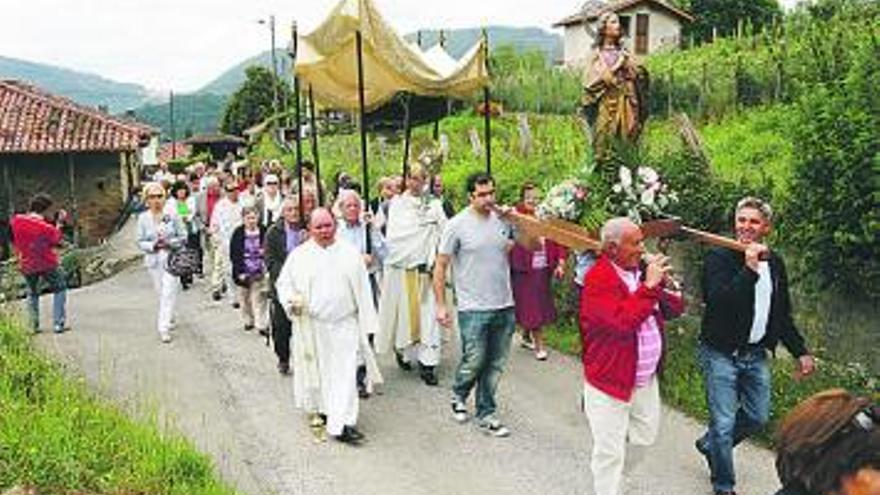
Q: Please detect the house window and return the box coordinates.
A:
[619,15,632,38]
[635,13,650,54]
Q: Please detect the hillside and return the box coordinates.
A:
[0,55,153,113]
[133,92,229,137]
[197,49,293,96]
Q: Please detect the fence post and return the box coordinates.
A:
[667,66,674,117]
[699,60,708,118]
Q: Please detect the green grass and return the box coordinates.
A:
[0,313,238,495]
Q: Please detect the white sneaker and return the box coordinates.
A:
[535,349,548,361]
[160,333,172,344]
[451,397,469,423]
[477,416,510,437]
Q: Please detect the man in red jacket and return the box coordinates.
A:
[10,193,69,333]
[580,217,684,495]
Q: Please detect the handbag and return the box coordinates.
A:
[166,247,199,277]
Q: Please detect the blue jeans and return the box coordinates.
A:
[452,307,515,420]
[24,267,67,331]
[697,342,771,492]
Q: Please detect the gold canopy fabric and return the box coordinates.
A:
[294,0,489,111]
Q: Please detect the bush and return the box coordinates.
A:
[781,33,880,301]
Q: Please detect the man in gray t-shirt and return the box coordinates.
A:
[433,172,525,438]
[438,206,514,312]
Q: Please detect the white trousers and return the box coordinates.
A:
[315,316,360,436]
[583,377,660,495]
[237,277,268,330]
[210,235,233,300]
[378,268,441,366]
[147,264,179,337]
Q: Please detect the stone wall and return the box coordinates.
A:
[0,152,129,246]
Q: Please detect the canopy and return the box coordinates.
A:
[294,0,489,111]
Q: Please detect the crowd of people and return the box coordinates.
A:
[9,153,875,494]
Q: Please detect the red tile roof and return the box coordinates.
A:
[0,79,156,154]
[158,142,191,165]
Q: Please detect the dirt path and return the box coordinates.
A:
[35,267,781,495]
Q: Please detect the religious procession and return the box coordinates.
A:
[2,0,877,494]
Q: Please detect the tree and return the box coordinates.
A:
[220,66,289,136]
[685,0,783,43]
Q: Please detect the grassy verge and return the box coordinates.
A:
[0,314,237,495]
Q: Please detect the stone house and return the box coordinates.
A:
[553,0,693,68]
[0,80,156,247]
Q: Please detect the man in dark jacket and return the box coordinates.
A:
[265,197,307,374]
[695,197,815,495]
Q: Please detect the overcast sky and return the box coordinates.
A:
[1,0,801,93]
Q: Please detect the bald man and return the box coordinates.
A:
[275,208,382,445]
[579,217,685,495]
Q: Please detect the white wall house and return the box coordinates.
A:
[553,0,693,68]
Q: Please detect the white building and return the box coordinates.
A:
[553,0,694,68]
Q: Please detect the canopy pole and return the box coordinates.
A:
[308,84,324,206]
[355,30,372,254]
[291,21,305,224]
[402,94,412,183]
[482,28,491,175]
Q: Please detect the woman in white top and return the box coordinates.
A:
[137,182,187,343]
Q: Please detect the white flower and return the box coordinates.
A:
[637,166,659,185]
[640,188,656,206]
[612,184,622,194]
[618,166,633,189]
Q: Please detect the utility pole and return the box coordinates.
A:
[169,90,176,159]
[260,15,280,120]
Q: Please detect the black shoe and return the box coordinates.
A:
[358,382,370,399]
[395,351,412,371]
[244,324,254,331]
[258,328,269,337]
[695,437,714,473]
[420,365,439,386]
[232,302,241,309]
[212,291,222,301]
[335,426,364,445]
[277,361,291,375]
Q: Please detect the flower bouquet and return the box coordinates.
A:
[611,165,678,224]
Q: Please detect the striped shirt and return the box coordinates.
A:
[612,263,662,387]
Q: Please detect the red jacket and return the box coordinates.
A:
[10,214,63,275]
[579,255,685,401]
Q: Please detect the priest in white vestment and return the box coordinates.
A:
[377,165,448,386]
[275,208,382,445]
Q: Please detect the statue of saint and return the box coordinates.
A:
[582,12,650,161]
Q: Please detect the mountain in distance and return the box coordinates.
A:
[404,26,563,62]
[0,55,155,113]
[133,92,230,139]
[198,50,293,96]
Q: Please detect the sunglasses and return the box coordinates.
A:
[473,189,496,198]
[147,194,164,199]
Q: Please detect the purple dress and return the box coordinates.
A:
[510,239,566,330]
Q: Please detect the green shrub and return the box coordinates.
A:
[781,32,880,301]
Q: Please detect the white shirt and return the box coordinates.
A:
[749,261,773,344]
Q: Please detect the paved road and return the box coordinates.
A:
[34,267,780,495]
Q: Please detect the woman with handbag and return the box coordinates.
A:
[137,182,187,344]
[230,206,269,334]
[164,180,200,289]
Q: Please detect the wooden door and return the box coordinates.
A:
[636,13,649,55]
